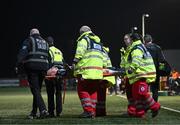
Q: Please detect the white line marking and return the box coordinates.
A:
[161,106,180,113]
[118,95,180,114]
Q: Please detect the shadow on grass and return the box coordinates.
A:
[0,113,159,124]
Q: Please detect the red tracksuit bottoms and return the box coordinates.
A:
[77,79,100,115]
[126,79,160,117]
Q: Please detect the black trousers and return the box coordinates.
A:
[151,75,160,102]
[45,78,62,115]
[27,70,47,114]
[96,80,108,116]
[109,84,118,95]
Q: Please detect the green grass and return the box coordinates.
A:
[0,87,180,124]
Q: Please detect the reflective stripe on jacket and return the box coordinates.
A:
[25,36,49,64]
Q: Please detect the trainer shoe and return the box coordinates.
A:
[28,112,37,119]
[40,110,49,119]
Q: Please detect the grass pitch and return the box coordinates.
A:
[0,87,180,124]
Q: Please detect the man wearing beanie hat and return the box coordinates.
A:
[73,25,104,118]
[16,28,49,119]
[45,36,64,117]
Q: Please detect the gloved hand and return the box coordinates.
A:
[120,47,125,55]
[71,63,76,71]
[15,67,18,74]
[15,63,25,75]
[57,68,66,76]
[127,67,133,74]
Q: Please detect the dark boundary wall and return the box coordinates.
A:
[163,49,180,71]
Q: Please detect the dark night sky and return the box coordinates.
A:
[1,0,180,78]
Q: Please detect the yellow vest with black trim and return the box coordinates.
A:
[74,31,104,79]
[102,47,115,86]
[122,40,156,84]
[49,46,63,66]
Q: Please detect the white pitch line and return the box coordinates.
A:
[161,106,180,113]
[118,95,180,114]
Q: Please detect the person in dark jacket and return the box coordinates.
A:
[16,28,49,119]
[144,34,165,102]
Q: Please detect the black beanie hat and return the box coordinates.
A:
[46,36,54,46]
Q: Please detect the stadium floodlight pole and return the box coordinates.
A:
[131,27,138,34]
[142,14,149,38]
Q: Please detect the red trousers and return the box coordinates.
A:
[126,79,160,117]
[77,79,100,116]
[96,80,108,116]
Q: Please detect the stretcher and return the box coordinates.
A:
[45,66,125,104]
[45,67,124,79]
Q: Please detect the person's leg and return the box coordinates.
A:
[55,79,62,116]
[96,80,106,116]
[77,79,96,118]
[27,72,39,114]
[133,80,160,118]
[126,81,136,117]
[45,79,55,116]
[132,80,148,118]
[37,72,47,113]
[151,76,160,102]
[77,79,92,112]
[89,80,99,117]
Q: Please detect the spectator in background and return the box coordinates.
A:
[144,34,165,102]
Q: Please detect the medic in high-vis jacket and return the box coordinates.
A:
[96,46,115,116]
[120,33,160,118]
[73,26,104,118]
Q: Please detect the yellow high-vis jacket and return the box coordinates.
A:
[49,46,63,66]
[74,31,104,79]
[120,40,156,84]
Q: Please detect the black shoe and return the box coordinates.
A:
[96,114,106,117]
[145,107,150,113]
[152,107,160,118]
[96,112,106,117]
[28,112,37,119]
[56,113,61,117]
[48,113,55,118]
[79,112,95,118]
[40,110,49,119]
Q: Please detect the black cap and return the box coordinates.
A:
[144,34,152,43]
[46,36,54,46]
[129,33,142,41]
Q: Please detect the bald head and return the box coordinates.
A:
[79,25,92,35]
[30,28,40,36]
